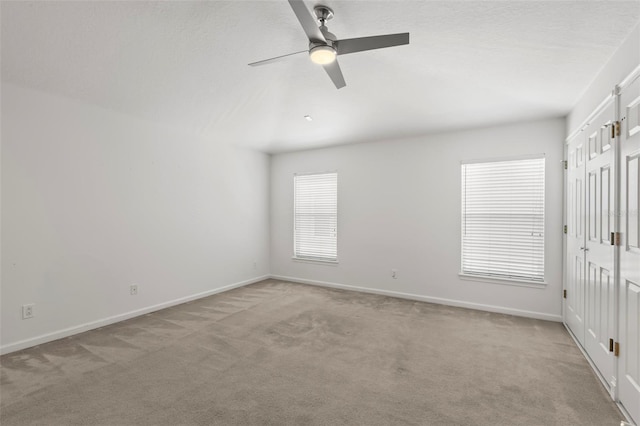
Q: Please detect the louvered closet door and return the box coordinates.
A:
[566,132,586,344]
[583,101,616,391]
[619,74,640,425]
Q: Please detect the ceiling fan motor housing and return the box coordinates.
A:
[309,25,338,64]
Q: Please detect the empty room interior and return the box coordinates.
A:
[2,1,640,425]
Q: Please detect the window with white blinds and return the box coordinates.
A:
[461,156,545,282]
[294,172,337,262]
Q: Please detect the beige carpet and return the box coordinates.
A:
[0,279,624,425]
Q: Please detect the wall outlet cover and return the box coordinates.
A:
[22,304,35,319]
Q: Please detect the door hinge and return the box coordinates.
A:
[609,338,614,352]
[563,160,568,170]
[611,121,621,138]
[563,289,567,299]
[614,341,620,357]
[611,232,622,246]
[563,225,567,234]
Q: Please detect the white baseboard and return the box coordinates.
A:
[563,323,614,396]
[270,274,563,322]
[2,274,562,355]
[0,275,269,355]
[563,323,636,425]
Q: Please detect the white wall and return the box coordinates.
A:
[568,23,640,133]
[1,83,270,353]
[271,118,565,321]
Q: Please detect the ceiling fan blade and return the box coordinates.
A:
[287,0,326,43]
[336,33,409,55]
[323,60,346,89]
[248,50,308,67]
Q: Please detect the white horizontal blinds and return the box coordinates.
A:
[294,172,338,261]
[461,157,545,282]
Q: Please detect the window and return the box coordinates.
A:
[294,172,338,262]
[461,156,545,283]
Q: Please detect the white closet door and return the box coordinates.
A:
[566,132,587,344]
[619,74,640,425]
[583,101,616,391]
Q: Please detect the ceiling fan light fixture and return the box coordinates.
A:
[309,45,336,65]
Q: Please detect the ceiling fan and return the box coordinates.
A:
[248,0,410,89]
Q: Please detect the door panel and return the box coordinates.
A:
[619,74,640,425]
[601,166,611,244]
[566,133,586,344]
[584,101,616,388]
[589,171,597,242]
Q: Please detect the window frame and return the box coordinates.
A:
[460,154,546,287]
[292,171,338,264]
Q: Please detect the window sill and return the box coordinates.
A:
[458,273,547,288]
[292,257,339,265]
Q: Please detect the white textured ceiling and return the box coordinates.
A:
[2,1,639,153]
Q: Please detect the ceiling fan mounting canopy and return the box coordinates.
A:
[314,5,334,25]
[248,0,410,89]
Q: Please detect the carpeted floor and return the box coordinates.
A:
[0,279,625,425]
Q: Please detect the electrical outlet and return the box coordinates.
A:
[130,284,138,296]
[391,269,398,279]
[22,304,35,319]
